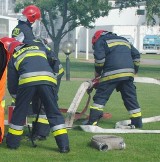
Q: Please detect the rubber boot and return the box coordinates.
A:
[131,116,142,128]
[55,134,70,153]
[6,133,21,149]
[87,109,103,125]
[32,121,50,140]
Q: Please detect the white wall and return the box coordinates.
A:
[0,15,17,37]
[8,18,18,37]
[74,6,160,56]
[95,7,146,26]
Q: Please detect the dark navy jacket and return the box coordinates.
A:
[93,33,140,83]
[12,20,35,43]
[7,44,58,95]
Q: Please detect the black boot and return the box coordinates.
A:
[32,121,50,141]
[131,116,142,128]
[86,109,103,125]
[55,134,70,153]
[59,146,70,153]
[6,133,21,149]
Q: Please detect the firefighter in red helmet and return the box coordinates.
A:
[11,5,64,141]
[22,5,41,24]
[2,37,69,152]
[86,30,142,128]
[12,5,41,43]
[0,37,18,143]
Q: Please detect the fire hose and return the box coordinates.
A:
[65,78,112,128]
[5,77,160,133]
[4,77,160,150]
[80,77,160,134]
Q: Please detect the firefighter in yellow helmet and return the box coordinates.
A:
[1,37,70,153]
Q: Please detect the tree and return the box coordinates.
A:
[14,0,111,56]
[14,0,160,56]
[115,0,160,26]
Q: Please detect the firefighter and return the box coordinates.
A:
[86,30,142,128]
[25,39,64,140]
[1,37,70,153]
[11,4,45,140]
[11,5,64,140]
[12,5,41,43]
[0,37,17,143]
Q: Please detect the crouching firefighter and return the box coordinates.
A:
[25,39,65,141]
[0,37,16,143]
[1,37,70,153]
[86,30,142,128]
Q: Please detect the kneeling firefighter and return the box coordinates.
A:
[0,38,16,143]
[1,37,70,153]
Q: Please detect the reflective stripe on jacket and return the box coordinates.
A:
[93,33,140,82]
[7,45,57,93]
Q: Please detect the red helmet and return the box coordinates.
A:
[92,30,108,45]
[0,37,23,58]
[22,5,41,23]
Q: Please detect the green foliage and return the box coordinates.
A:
[14,0,111,55]
[14,0,34,13]
[145,0,160,25]
[115,0,160,26]
[115,0,141,8]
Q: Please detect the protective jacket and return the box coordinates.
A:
[12,20,35,43]
[87,32,142,128]
[25,40,64,138]
[6,43,69,150]
[0,41,10,143]
[7,44,58,95]
[11,21,65,139]
[93,33,140,83]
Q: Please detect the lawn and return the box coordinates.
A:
[1,54,160,162]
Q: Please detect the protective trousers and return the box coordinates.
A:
[31,75,63,138]
[6,85,69,149]
[32,96,50,138]
[90,79,142,128]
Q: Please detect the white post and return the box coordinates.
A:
[75,27,78,59]
[136,25,140,51]
[86,28,89,60]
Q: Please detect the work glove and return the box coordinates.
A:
[87,77,100,94]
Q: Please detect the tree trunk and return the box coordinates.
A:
[53,38,61,57]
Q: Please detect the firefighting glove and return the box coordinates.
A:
[87,77,100,94]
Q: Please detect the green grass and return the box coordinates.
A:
[1,54,160,162]
[141,54,160,60]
